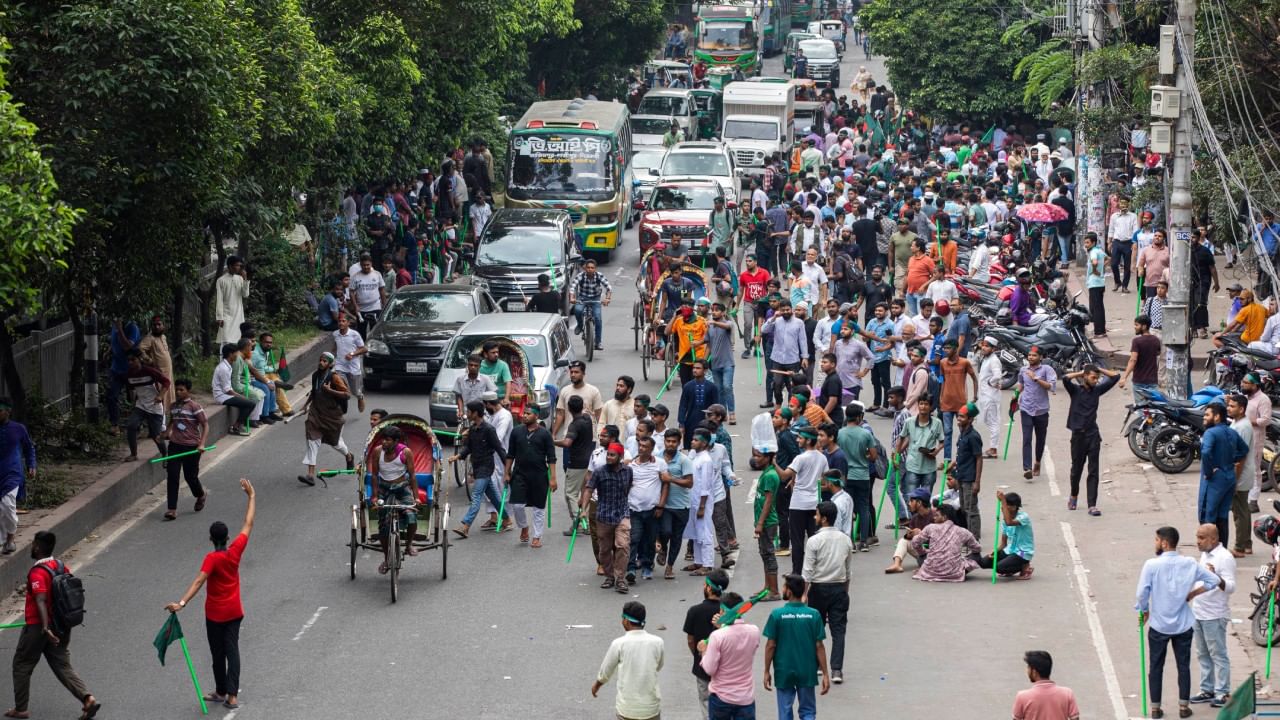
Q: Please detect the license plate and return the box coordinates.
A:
[505,299,526,311]
[405,362,431,373]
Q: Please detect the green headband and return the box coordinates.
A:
[704,576,723,594]
[622,612,644,626]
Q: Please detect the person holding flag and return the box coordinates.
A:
[164,478,256,711]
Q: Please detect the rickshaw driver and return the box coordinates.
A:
[652,265,700,353]
[369,426,420,574]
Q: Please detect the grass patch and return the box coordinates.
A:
[21,469,74,510]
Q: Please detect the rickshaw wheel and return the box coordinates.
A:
[349,527,358,580]
[440,512,449,580]
[632,302,641,351]
[641,336,651,381]
[390,528,400,603]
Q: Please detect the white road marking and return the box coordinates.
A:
[1060,521,1128,720]
[1043,449,1061,496]
[292,606,328,641]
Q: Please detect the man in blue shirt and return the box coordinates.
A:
[945,294,973,357]
[107,319,141,429]
[1135,526,1227,719]
[1257,210,1280,257]
[1198,403,1249,549]
[0,399,35,554]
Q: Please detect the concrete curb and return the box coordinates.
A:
[0,332,331,594]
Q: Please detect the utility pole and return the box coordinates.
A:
[1162,0,1195,398]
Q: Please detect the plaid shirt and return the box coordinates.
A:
[588,462,633,524]
[572,271,611,301]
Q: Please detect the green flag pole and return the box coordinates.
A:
[715,589,771,626]
[755,341,764,385]
[150,446,217,464]
[1139,615,1149,716]
[937,460,949,507]
[432,429,460,437]
[565,511,582,564]
[317,468,358,477]
[851,516,859,544]
[494,486,510,532]
[1136,277,1144,316]
[180,634,209,715]
[1267,589,1276,678]
[874,458,895,536]
[548,250,558,290]
[1002,390,1020,461]
[992,498,1003,584]
[655,359,683,402]
[893,461,901,540]
[0,623,23,629]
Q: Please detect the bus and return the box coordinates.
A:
[505,100,633,261]
[792,0,814,26]
[761,0,792,55]
[694,4,762,75]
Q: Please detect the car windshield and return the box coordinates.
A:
[637,95,689,117]
[477,225,565,266]
[382,292,476,324]
[650,185,720,210]
[699,22,753,50]
[800,41,836,59]
[632,117,675,136]
[632,150,664,173]
[794,111,816,135]
[661,151,731,177]
[446,335,549,368]
[723,119,778,141]
[508,132,614,200]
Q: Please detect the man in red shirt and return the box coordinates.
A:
[8,530,100,720]
[738,254,772,358]
[165,478,256,711]
[1012,651,1080,720]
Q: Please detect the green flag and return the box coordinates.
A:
[154,613,184,666]
[1216,672,1255,719]
[863,114,885,154]
[979,124,996,146]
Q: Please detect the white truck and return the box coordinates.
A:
[720,81,795,184]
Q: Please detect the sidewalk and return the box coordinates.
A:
[0,332,329,596]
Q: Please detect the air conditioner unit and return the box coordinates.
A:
[1150,122,1173,153]
[1150,86,1181,119]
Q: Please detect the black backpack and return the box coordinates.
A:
[38,561,85,632]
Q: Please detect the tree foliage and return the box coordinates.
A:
[859,0,1034,119]
[528,0,667,99]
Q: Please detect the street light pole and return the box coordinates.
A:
[1162,0,1195,398]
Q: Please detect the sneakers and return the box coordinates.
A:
[1088,507,1102,516]
[831,670,844,684]
[1211,695,1229,708]
[775,548,791,557]
[626,571,636,584]
[1,539,14,555]
[641,568,654,581]
[1189,693,1214,704]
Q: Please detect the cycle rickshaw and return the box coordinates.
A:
[635,258,708,382]
[350,414,448,602]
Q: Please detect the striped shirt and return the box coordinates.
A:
[572,271,612,301]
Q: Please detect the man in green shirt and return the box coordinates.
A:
[764,574,830,717]
[836,402,878,551]
[662,121,682,148]
[479,341,513,402]
[887,217,918,295]
[896,395,943,498]
[752,447,782,601]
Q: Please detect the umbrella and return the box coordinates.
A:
[1016,202,1068,223]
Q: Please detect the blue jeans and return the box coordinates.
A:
[1194,617,1230,697]
[462,474,502,527]
[906,293,920,315]
[709,693,755,720]
[106,371,128,426]
[573,300,603,346]
[251,379,277,417]
[711,365,736,413]
[941,411,956,461]
[776,686,816,720]
[1058,229,1072,265]
[902,470,935,497]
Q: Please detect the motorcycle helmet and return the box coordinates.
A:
[935,299,950,317]
[1254,515,1280,546]
[1015,267,1032,282]
[1032,259,1048,278]
[995,308,1013,326]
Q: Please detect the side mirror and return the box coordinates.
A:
[554,358,570,368]
[649,167,661,176]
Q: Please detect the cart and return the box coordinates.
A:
[647,261,709,382]
[349,414,448,602]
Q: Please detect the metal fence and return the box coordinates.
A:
[0,321,76,412]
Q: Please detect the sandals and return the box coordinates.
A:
[600,578,615,589]
[1067,497,1077,511]
[194,493,207,512]
[452,526,470,539]
[378,561,390,575]
[297,475,316,486]
[664,566,675,579]
[203,693,226,703]
[79,699,101,719]
[530,538,542,548]
[983,450,998,458]
[163,511,177,521]
[689,568,711,576]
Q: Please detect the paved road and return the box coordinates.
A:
[2,44,1265,720]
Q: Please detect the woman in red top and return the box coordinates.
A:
[165,478,255,710]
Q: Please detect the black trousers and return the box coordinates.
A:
[807,583,849,671]
[772,362,801,406]
[165,443,206,511]
[1148,627,1193,706]
[206,617,243,697]
[1068,429,1101,507]
[1088,286,1107,335]
[658,508,689,567]
[1019,412,1049,471]
[871,360,891,408]
[775,483,792,549]
[1191,283,1210,330]
[1111,240,1133,290]
[787,508,817,575]
[978,549,1029,576]
[222,396,256,426]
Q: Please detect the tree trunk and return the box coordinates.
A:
[66,300,86,412]
[0,323,28,419]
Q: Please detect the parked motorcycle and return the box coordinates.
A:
[1251,511,1280,647]
[1122,385,1223,462]
[980,289,1102,389]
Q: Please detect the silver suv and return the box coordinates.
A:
[653,141,738,204]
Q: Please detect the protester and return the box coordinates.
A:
[582,442,634,593]
[909,502,981,582]
[684,569,731,718]
[1063,364,1120,516]
[1225,394,1255,557]
[763,574,829,718]
[332,313,367,414]
[0,399,34,555]
[774,426,827,576]
[685,429,718,577]
[593,601,664,720]
[161,379,208,521]
[123,349,170,462]
[699,590,762,719]
[1016,347,1056,480]
[1197,403,1248,549]
[626,436,665,582]
[1242,372,1272,512]
[165,478,255,711]
[836,403,877,551]
[1190,524,1235,708]
[979,491,1036,579]
[298,352,353,487]
[802,501,853,685]
[452,400,509,539]
[1011,651,1080,720]
[896,395,943,497]
[950,403,984,541]
[1118,314,1160,402]
[138,315,176,409]
[505,406,556,549]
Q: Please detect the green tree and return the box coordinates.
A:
[528,0,667,99]
[859,0,1035,118]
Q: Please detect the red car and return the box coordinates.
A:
[634,179,727,258]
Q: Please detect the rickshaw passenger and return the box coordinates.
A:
[370,426,420,573]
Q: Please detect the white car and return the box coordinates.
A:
[652,141,738,204]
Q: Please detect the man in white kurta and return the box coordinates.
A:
[215,256,250,345]
[977,336,1004,455]
[683,431,717,571]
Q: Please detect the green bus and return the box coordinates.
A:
[505,100,633,260]
[792,0,815,26]
[761,0,793,55]
[694,4,762,75]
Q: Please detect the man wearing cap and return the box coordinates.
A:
[883,488,936,573]
[299,352,354,486]
[483,391,514,531]
[503,404,556,547]
[593,600,664,720]
[684,429,719,576]
[581,442,634,593]
[1241,373,1272,512]
[1063,364,1120,516]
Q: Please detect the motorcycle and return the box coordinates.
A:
[1122,385,1223,462]
[980,289,1102,389]
[1251,512,1280,647]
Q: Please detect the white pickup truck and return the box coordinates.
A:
[720,81,795,184]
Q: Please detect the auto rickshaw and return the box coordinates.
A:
[782,31,817,74]
[704,66,736,91]
[689,87,723,140]
[643,59,693,89]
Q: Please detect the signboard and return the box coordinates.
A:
[514,135,610,164]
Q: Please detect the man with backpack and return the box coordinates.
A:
[9,530,99,720]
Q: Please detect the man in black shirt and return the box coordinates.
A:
[1190,232,1219,338]
[818,353,845,427]
[857,265,892,325]
[950,402,984,540]
[525,274,562,314]
[851,213,880,270]
[1063,364,1120,515]
[682,568,730,711]
[504,406,557,546]
[452,400,509,538]
[555,395,595,538]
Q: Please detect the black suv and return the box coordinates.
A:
[471,209,581,313]
[363,283,499,389]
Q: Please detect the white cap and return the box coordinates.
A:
[982,336,999,348]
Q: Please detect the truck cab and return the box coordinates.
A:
[720,80,796,182]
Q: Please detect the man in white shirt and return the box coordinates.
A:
[1190,523,1235,707]
[1107,198,1140,292]
[347,252,387,339]
[212,343,257,434]
[968,237,992,283]
[750,179,769,214]
[626,436,668,582]
[799,248,828,307]
[976,337,1003,457]
[593,601,664,720]
[483,392,514,531]
[775,426,828,576]
[332,313,366,414]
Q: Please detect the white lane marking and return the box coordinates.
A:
[1060,521,1128,720]
[615,266,625,277]
[292,606,328,641]
[1043,449,1061,496]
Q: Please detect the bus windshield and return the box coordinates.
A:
[637,95,690,117]
[508,133,615,201]
[699,22,754,50]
